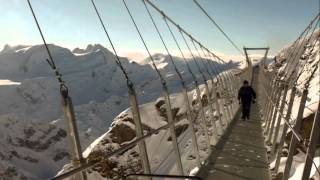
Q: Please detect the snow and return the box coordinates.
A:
[56,66,241,179]
[189,166,200,176]
[0,79,21,86]
[266,29,320,180]
[0,43,238,179]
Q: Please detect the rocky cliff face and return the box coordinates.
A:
[269,29,320,180]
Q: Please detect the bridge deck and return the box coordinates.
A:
[197,104,271,180]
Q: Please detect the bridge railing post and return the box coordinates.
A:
[282,89,308,180]
[204,82,219,145]
[61,88,87,180]
[162,86,184,175]
[128,85,152,179]
[195,84,212,151]
[267,82,285,144]
[214,83,225,135]
[301,101,320,179]
[274,87,296,174]
[182,87,201,167]
[264,79,276,132]
[227,72,238,118]
[265,81,281,136]
[260,70,269,122]
[261,72,271,123]
[271,83,289,154]
[220,74,233,125]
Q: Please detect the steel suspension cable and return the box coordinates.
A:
[190,40,213,80]
[285,13,319,59]
[142,0,193,165]
[26,0,68,92]
[123,0,188,175]
[179,31,207,84]
[122,0,166,85]
[144,0,228,64]
[282,26,310,86]
[304,62,319,89]
[283,14,320,80]
[288,21,318,80]
[294,22,320,84]
[142,0,185,86]
[287,13,319,59]
[161,13,215,154]
[90,0,132,85]
[192,0,244,57]
[27,1,88,179]
[200,47,228,89]
[162,16,198,84]
[286,21,319,89]
[202,50,221,75]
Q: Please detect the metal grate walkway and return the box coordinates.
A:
[197,104,270,180]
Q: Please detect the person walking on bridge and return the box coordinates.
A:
[238,80,256,121]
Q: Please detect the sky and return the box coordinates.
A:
[0,0,319,61]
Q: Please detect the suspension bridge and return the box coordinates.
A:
[23,0,320,179]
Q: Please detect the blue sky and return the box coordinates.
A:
[0,0,318,60]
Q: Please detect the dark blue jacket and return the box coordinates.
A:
[238,86,256,104]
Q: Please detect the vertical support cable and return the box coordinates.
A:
[282,14,319,78]
[179,30,212,149]
[26,1,87,179]
[265,81,281,135]
[301,102,320,179]
[161,16,202,166]
[190,40,219,144]
[271,83,289,154]
[142,0,202,169]
[209,55,233,125]
[206,57,229,128]
[200,48,224,135]
[282,89,308,180]
[273,86,295,173]
[90,0,151,176]
[122,0,184,175]
[267,83,284,144]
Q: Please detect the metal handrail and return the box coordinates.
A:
[50,71,240,180]
[124,173,203,180]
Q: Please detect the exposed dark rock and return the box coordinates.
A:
[87,148,142,179]
[285,112,319,153]
[109,124,136,144]
[53,152,70,162]
[0,166,18,179]
[24,127,35,139]
[155,98,165,110]
[167,123,189,141]
[272,172,283,180]
[12,128,67,152]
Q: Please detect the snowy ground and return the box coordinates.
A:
[58,69,244,180]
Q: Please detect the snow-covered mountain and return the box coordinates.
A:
[0,43,238,180]
[57,29,320,180]
[58,74,237,180]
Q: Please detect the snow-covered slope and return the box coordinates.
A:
[267,29,320,180]
[58,76,237,180]
[0,43,238,179]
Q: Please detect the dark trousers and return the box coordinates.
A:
[241,103,251,120]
